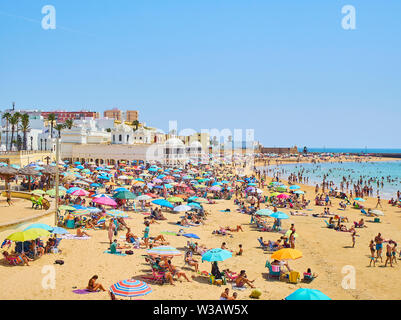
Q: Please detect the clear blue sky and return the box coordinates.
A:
[0,0,400,148]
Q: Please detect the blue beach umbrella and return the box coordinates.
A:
[269,211,289,219]
[202,248,232,262]
[151,199,174,208]
[24,223,53,232]
[255,209,274,216]
[289,185,300,190]
[285,288,331,300]
[51,227,69,235]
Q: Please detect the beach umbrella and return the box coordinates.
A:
[285,288,331,300]
[51,227,69,235]
[114,187,128,192]
[173,205,192,212]
[289,185,300,190]
[270,192,280,197]
[271,248,303,261]
[72,209,92,215]
[269,211,289,219]
[167,196,183,203]
[136,195,152,201]
[46,189,66,197]
[202,248,232,262]
[23,223,53,232]
[107,210,129,218]
[110,279,152,299]
[255,209,274,216]
[93,195,118,207]
[293,190,305,194]
[147,246,182,256]
[277,194,290,199]
[113,191,136,200]
[209,185,222,192]
[192,197,208,203]
[71,189,90,196]
[90,183,102,188]
[354,197,365,202]
[7,228,50,242]
[32,189,46,195]
[58,205,77,211]
[247,183,257,186]
[67,187,81,194]
[276,186,287,192]
[182,233,200,239]
[151,199,174,208]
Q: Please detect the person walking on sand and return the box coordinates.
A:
[384,242,393,267]
[143,221,150,248]
[351,231,357,248]
[375,196,383,209]
[108,220,116,245]
[375,233,384,263]
[369,240,376,267]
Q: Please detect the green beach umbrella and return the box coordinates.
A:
[59,205,77,211]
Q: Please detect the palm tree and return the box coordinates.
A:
[47,113,56,138]
[2,112,11,150]
[19,113,30,150]
[132,120,139,131]
[9,112,20,151]
[64,119,74,129]
[55,123,65,138]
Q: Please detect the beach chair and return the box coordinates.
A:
[3,254,25,266]
[288,271,300,284]
[265,260,281,279]
[373,218,381,223]
[324,220,334,229]
[257,238,268,250]
[142,268,166,285]
[223,270,238,282]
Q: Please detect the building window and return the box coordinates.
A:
[119,134,122,142]
[127,135,129,143]
[113,135,115,142]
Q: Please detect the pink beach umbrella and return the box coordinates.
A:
[71,189,90,196]
[277,193,290,199]
[93,195,118,207]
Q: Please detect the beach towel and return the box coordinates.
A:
[59,234,91,240]
[72,289,98,294]
[103,250,126,256]
[232,285,247,291]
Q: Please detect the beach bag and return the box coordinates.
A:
[249,289,262,299]
[54,260,64,265]
[125,250,134,255]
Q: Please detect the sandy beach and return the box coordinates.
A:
[1,157,401,300]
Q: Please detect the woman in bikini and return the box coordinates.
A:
[87,275,106,292]
[235,270,255,289]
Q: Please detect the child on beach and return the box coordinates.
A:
[369,240,376,267]
[236,244,243,256]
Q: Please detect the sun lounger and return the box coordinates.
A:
[265,260,281,279]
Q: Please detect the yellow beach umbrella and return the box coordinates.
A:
[271,248,302,261]
[7,228,51,242]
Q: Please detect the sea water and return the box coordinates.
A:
[259,161,401,200]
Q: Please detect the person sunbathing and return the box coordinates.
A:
[126,228,137,243]
[221,242,233,252]
[162,258,191,284]
[235,270,255,289]
[303,268,318,281]
[87,275,106,292]
[151,235,169,245]
[2,251,32,266]
[184,251,199,273]
[194,242,208,255]
[224,225,244,232]
[76,227,90,238]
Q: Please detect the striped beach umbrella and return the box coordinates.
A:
[110,279,152,299]
[147,246,182,256]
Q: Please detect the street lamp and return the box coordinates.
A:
[30,136,33,151]
[40,138,43,150]
[44,139,47,151]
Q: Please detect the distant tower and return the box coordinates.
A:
[12,102,15,111]
[303,146,308,154]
